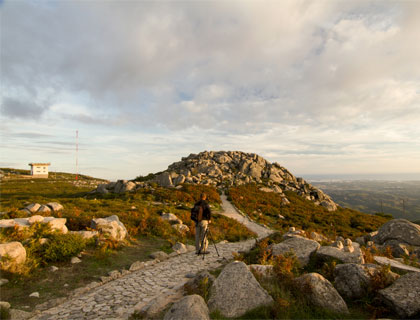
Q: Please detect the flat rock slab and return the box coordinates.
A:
[316,242,364,264]
[163,294,210,320]
[208,261,273,318]
[271,237,320,266]
[295,273,349,314]
[374,256,420,273]
[378,272,420,318]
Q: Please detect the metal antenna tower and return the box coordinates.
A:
[76,130,79,180]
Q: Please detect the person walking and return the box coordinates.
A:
[192,192,212,254]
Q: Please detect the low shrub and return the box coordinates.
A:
[38,233,86,263]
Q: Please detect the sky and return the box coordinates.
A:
[1,0,420,181]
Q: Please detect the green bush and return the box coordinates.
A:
[39,233,86,263]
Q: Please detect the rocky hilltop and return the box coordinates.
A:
[152,151,337,211]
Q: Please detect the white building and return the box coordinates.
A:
[28,163,50,178]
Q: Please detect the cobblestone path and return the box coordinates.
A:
[31,198,271,320]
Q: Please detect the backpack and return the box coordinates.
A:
[191,203,204,222]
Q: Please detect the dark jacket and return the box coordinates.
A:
[194,200,211,221]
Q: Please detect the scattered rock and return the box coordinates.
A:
[382,239,410,258]
[378,271,420,318]
[150,251,169,261]
[294,273,349,314]
[50,266,59,272]
[373,256,420,273]
[37,205,51,213]
[334,263,399,299]
[0,301,10,310]
[69,230,99,239]
[28,215,44,224]
[29,292,40,298]
[46,202,64,212]
[43,217,68,233]
[310,231,329,243]
[108,270,121,279]
[0,278,9,286]
[249,264,274,276]
[373,219,420,246]
[172,224,190,234]
[208,261,273,317]
[71,257,81,264]
[271,237,320,266]
[25,203,41,213]
[316,242,364,264]
[161,213,182,224]
[0,242,26,271]
[91,215,127,241]
[9,309,32,320]
[172,242,187,254]
[129,261,145,272]
[163,294,210,320]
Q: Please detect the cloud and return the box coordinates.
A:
[1,97,48,119]
[1,0,419,179]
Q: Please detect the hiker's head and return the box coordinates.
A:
[200,193,207,200]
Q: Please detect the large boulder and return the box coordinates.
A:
[156,172,173,187]
[373,256,420,273]
[294,273,349,314]
[0,242,26,271]
[373,219,420,246]
[334,263,399,299]
[378,271,420,318]
[163,295,210,320]
[121,181,136,192]
[91,215,127,241]
[207,261,273,317]
[271,237,320,266]
[316,242,364,264]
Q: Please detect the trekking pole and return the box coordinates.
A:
[207,228,220,257]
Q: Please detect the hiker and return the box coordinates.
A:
[191,192,212,254]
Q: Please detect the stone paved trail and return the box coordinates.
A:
[218,194,273,239]
[30,197,272,320]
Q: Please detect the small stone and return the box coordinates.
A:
[0,301,11,310]
[71,257,81,264]
[29,292,40,298]
[50,266,59,272]
[64,284,69,287]
[0,279,9,286]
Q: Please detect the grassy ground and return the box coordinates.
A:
[228,184,390,239]
[0,172,255,312]
[0,236,170,310]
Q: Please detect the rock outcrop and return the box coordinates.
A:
[378,272,420,318]
[373,256,420,273]
[0,242,26,271]
[157,151,337,210]
[271,236,320,266]
[294,273,349,314]
[208,261,273,317]
[163,295,210,320]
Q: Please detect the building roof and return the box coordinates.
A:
[28,163,51,166]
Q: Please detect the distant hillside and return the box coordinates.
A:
[311,180,420,222]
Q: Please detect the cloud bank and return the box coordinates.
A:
[1,0,419,179]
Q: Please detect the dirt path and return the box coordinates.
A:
[30,197,272,320]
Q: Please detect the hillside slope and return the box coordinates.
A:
[148,151,338,211]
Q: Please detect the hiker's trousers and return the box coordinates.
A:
[195,220,209,253]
